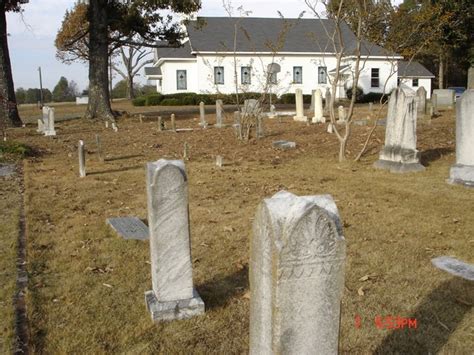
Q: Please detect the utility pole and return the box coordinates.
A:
[38,66,44,108]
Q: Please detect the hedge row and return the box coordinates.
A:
[132,90,389,107]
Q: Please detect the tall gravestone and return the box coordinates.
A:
[44,107,56,136]
[416,86,427,115]
[293,89,307,122]
[215,99,224,128]
[145,160,204,322]
[311,89,324,123]
[448,90,474,187]
[324,88,331,114]
[250,190,346,355]
[199,101,207,127]
[38,106,48,133]
[374,86,425,173]
[78,140,86,178]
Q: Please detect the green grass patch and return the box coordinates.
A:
[0,141,32,163]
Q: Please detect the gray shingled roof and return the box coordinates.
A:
[186,17,396,57]
[144,67,162,76]
[398,61,435,78]
[156,40,195,59]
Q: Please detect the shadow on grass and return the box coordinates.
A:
[420,147,454,167]
[105,154,143,162]
[87,165,143,176]
[197,266,248,311]
[375,278,473,354]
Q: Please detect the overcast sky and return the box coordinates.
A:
[7,0,400,91]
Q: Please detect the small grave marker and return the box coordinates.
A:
[106,217,149,241]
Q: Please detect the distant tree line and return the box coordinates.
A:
[15,76,79,104]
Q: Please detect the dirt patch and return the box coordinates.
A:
[5,105,473,353]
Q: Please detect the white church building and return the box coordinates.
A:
[145,17,433,99]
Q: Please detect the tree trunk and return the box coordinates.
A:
[438,53,444,89]
[126,74,134,100]
[0,4,21,127]
[85,0,114,121]
[339,138,347,162]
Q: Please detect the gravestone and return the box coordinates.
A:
[293,89,307,122]
[44,107,56,136]
[257,114,265,138]
[96,134,103,162]
[78,140,86,178]
[468,67,474,90]
[199,101,207,127]
[374,86,425,173]
[183,142,189,160]
[432,93,439,114]
[243,99,260,117]
[310,89,316,111]
[145,159,205,322]
[250,190,345,355]
[105,121,109,128]
[106,217,149,241]
[158,116,163,131]
[448,90,474,187]
[327,122,334,133]
[0,164,15,177]
[369,102,373,115]
[170,114,176,131]
[216,155,223,167]
[432,89,455,108]
[215,99,224,128]
[272,140,296,150]
[38,106,48,133]
[112,122,118,132]
[337,105,346,123]
[324,88,331,114]
[233,111,242,138]
[432,256,474,281]
[311,89,324,123]
[269,104,276,119]
[416,86,427,114]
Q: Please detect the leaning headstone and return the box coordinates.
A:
[198,101,207,127]
[468,67,474,90]
[448,90,474,187]
[431,256,474,281]
[170,114,176,132]
[374,86,425,173]
[78,140,86,178]
[311,89,324,123]
[215,99,224,128]
[293,89,307,122]
[44,107,56,136]
[416,86,427,114]
[432,89,455,108]
[144,160,205,322]
[106,217,149,241]
[250,190,346,355]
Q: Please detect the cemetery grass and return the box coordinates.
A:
[0,171,21,353]
[7,107,474,353]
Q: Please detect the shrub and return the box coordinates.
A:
[0,141,32,162]
[182,95,196,105]
[345,86,364,102]
[132,97,146,106]
[278,93,312,104]
[146,94,163,106]
[160,98,181,106]
[360,92,389,104]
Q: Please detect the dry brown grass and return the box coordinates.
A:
[0,174,21,353]
[5,105,474,353]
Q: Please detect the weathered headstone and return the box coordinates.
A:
[432,256,474,281]
[448,90,474,187]
[144,160,205,322]
[215,99,224,128]
[337,105,346,123]
[374,86,425,173]
[170,114,176,132]
[44,107,56,136]
[78,140,86,178]
[106,217,149,241]
[249,190,346,355]
[311,89,324,123]
[293,89,307,122]
[216,155,223,167]
[0,164,15,177]
[37,106,48,133]
[272,140,296,150]
[468,66,474,90]
[416,86,427,114]
[269,104,276,119]
[324,88,331,114]
[199,101,207,127]
[432,89,455,108]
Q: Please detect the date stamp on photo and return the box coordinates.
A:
[355,315,418,330]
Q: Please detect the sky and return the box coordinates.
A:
[7,0,400,92]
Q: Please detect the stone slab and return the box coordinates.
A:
[448,164,474,187]
[431,256,474,281]
[106,217,149,240]
[0,164,15,177]
[373,159,425,173]
[175,128,194,132]
[145,288,205,322]
[272,140,296,150]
